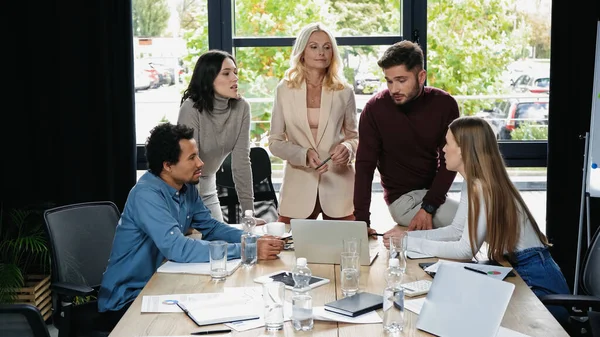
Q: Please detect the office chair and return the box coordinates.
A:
[216,147,279,224]
[590,311,600,337]
[0,303,51,337]
[541,225,600,336]
[43,201,120,337]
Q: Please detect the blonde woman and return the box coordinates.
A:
[268,22,358,223]
[385,116,570,325]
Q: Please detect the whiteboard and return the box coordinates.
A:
[586,21,600,197]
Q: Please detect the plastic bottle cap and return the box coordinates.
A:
[389,258,399,267]
[244,210,253,217]
[297,257,307,266]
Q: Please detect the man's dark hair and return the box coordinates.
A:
[180,49,237,113]
[377,40,424,72]
[145,122,194,175]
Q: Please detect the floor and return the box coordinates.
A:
[45,189,547,336]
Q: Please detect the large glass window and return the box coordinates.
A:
[133,0,208,144]
[233,0,402,38]
[426,0,551,142]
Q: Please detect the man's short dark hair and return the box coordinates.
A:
[145,122,195,175]
[377,40,424,72]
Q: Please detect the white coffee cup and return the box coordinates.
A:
[262,222,286,237]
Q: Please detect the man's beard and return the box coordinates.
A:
[394,82,422,106]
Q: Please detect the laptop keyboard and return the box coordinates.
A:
[401,279,432,297]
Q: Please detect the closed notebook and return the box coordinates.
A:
[324,292,383,317]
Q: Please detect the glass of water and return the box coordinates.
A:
[389,233,407,272]
[263,281,285,331]
[340,252,360,297]
[209,240,228,280]
[342,237,360,255]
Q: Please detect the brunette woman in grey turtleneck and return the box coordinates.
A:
[177,50,254,222]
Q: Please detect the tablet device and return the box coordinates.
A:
[254,270,330,290]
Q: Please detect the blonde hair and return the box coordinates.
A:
[284,22,346,91]
[449,117,550,262]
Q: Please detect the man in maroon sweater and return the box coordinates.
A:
[354,41,459,240]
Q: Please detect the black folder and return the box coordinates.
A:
[324,292,383,317]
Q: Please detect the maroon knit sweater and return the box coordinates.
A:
[353,87,459,225]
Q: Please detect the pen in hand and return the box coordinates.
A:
[464,266,488,275]
[315,155,332,170]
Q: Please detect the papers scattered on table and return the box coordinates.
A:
[424,260,513,280]
[156,259,242,275]
[496,327,533,337]
[141,293,224,313]
[405,297,426,314]
[221,287,293,332]
[407,250,434,259]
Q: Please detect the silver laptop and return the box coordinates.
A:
[416,263,515,337]
[290,219,379,265]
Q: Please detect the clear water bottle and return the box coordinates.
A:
[241,210,257,267]
[292,257,313,331]
[241,209,256,233]
[383,258,404,333]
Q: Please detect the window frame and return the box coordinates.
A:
[136,0,548,170]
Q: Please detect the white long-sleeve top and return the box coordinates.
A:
[407,182,544,260]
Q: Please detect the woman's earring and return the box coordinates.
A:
[301,56,304,62]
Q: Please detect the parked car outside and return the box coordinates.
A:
[354,73,381,95]
[476,97,549,140]
[134,62,157,91]
[510,72,550,94]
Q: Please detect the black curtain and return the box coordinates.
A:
[3,0,136,212]
[546,1,600,292]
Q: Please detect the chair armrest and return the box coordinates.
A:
[540,294,600,310]
[52,282,94,297]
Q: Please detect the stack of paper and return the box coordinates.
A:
[157,259,242,275]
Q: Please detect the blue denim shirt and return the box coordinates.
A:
[98,171,243,312]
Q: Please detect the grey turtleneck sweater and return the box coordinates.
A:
[177,95,254,214]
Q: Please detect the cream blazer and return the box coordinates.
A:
[268,80,358,218]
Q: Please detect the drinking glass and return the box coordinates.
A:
[340,252,360,297]
[389,233,408,272]
[209,240,228,280]
[263,281,285,331]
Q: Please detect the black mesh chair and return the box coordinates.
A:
[541,225,600,336]
[216,147,279,224]
[43,201,120,337]
[0,304,51,337]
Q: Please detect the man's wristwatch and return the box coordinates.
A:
[421,202,438,215]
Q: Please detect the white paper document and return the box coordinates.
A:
[141,293,225,313]
[407,250,434,259]
[424,260,513,280]
[313,306,382,323]
[156,259,242,275]
[405,297,426,314]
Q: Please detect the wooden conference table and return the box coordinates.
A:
[109,238,569,337]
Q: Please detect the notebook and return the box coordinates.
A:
[290,219,379,265]
[416,263,515,337]
[324,292,383,317]
[157,259,242,275]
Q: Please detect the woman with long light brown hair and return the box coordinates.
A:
[403,116,570,324]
